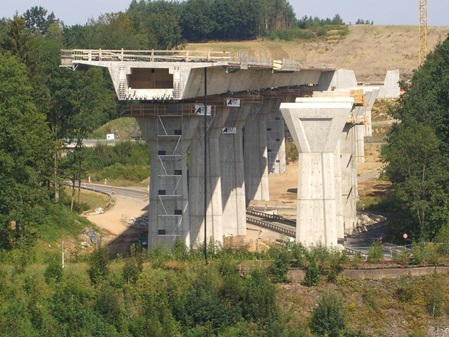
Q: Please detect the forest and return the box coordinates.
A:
[2,1,449,335]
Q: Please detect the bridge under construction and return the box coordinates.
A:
[61,49,398,249]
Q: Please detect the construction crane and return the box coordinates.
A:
[418,0,427,65]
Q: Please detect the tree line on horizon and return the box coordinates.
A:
[3,1,349,50]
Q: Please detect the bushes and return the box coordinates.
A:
[82,142,150,184]
[367,240,383,263]
[88,244,110,284]
[44,255,63,284]
[310,291,346,337]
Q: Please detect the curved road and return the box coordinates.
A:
[82,183,148,200]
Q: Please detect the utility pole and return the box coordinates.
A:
[418,0,428,66]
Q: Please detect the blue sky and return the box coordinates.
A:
[1,0,448,26]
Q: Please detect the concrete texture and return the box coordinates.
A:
[378,69,401,99]
[136,112,200,248]
[266,107,287,175]
[244,100,274,204]
[317,69,358,92]
[220,104,252,236]
[189,107,230,247]
[280,97,354,247]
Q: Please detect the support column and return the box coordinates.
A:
[334,141,344,241]
[340,123,358,234]
[220,104,252,236]
[267,104,287,175]
[189,107,230,247]
[244,100,274,204]
[136,109,200,249]
[354,89,379,163]
[280,97,354,247]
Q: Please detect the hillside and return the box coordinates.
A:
[187,25,449,83]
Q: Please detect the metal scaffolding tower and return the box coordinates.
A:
[156,106,185,237]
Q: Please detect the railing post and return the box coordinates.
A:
[185,51,189,62]
[121,48,124,61]
[151,50,154,61]
[99,48,102,61]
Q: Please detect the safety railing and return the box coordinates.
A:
[61,49,234,64]
[60,49,311,70]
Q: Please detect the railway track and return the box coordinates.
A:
[246,209,385,259]
[246,209,296,238]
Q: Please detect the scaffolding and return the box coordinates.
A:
[155,106,185,238]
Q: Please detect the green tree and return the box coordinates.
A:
[85,12,147,49]
[213,0,260,40]
[383,34,449,241]
[382,124,448,239]
[180,0,216,42]
[44,255,64,284]
[0,53,52,250]
[88,244,110,284]
[258,0,296,37]
[144,1,184,49]
[22,6,57,35]
[310,291,346,337]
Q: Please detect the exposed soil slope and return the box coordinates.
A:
[187,25,449,82]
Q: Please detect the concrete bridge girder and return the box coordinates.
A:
[90,59,325,101]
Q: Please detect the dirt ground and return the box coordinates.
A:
[187,25,449,83]
[84,144,386,256]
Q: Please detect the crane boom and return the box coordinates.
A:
[418,0,428,65]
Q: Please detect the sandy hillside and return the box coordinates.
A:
[187,25,449,82]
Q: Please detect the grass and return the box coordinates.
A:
[60,187,110,212]
[24,189,109,263]
[89,117,140,140]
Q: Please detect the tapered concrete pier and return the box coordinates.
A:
[244,100,276,204]
[220,103,253,236]
[136,109,200,248]
[280,97,354,247]
[189,107,230,246]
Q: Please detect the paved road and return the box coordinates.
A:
[344,216,405,259]
[82,183,148,200]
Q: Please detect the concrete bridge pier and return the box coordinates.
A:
[280,97,354,247]
[136,110,201,249]
[354,88,380,163]
[266,103,287,175]
[340,123,358,234]
[220,104,253,236]
[189,106,231,247]
[334,140,344,241]
[244,99,276,204]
